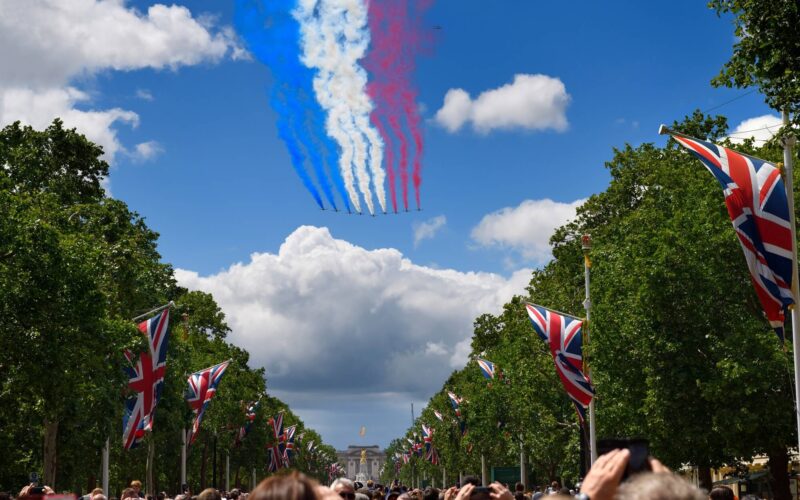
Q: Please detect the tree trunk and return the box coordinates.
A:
[769,447,791,500]
[697,466,712,492]
[43,418,59,488]
[146,439,155,497]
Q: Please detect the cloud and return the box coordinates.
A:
[136,89,154,101]
[176,226,530,396]
[434,74,570,134]
[471,198,585,264]
[0,87,139,161]
[0,0,242,163]
[130,140,164,162]
[413,215,447,247]
[728,114,782,144]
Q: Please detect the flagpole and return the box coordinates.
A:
[181,428,187,488]
[102,438,110,496]
[581,234,597,465]
[782,110,800,459]
[132,301,175,322]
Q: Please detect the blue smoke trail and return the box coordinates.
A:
[236,0,351,213]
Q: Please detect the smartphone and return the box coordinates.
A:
[597,438,651,479]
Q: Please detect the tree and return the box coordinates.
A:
[710,0,800,120]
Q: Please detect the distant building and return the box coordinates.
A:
[336,445,385,481]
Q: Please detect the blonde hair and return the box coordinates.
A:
[616,473,706,500]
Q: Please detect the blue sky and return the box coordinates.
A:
[0,0,779,451]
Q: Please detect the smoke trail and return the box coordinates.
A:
[364,0,432,211]
[370,112,397,212]
[236,0,353,212]
[294,0,386,215]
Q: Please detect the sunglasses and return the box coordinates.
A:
[340,493,356,500]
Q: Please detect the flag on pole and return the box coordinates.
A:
[186,360,231,445]
[433,410,444,422]
[122,390,146,450]
[283,425,297,465]
[267,412,286,471]
[525,303,594,421]
[476,357,497,379]
[664,128,795,340]
[235,399,261,446]
[137,309,170,426]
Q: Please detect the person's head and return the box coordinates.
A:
[122,488,137,500]
[251,473,318,500]
[709,486,735,500]
[197,489,221,500]
[615,472,706,500]
[229,490,240,500]
[385,488,400,500]
[130,482,143,494]
[462,477,481,487]
[513,493,525,500]
[549,482,559,490]
[330,478,355,500]
[421,488,438,500]
[513,483,523,494]
[157,492,166,500]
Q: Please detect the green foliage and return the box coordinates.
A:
[710,0,800,119]
[0,121,335,493]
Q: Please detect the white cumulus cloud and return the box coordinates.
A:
[434,74,570,134]
[728,114,782,144]
[176,226,531,396]
[413,215,447,247]
[0,0,242,163]
[130,140,164,162]
[471,198,585,264]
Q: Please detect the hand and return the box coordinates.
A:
[488,482,513,500]
[580,448,630,500]
[648,456,670,474]
[454,484,474,500]
[444,487,459,500]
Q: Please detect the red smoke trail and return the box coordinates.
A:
[365,0,433,212]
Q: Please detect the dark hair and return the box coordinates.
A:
[709,487,735,500]
[229,490,241,500]
[422,488,438,500]
[514,493,525,500]
[513,483,524,493]
[462,477,481,487]
[251,472,318,500]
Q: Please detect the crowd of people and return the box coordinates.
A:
[5,450,770,500]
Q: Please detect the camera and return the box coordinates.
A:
[596,438,651,479]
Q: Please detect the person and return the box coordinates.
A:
[121,488,138,500]
[708,487,735,500]
[330,479,356,500]
[197,490,221,500]
[131,482,145,499]
[530,487,542,500]
[422,488,438,500]
[229,489,241,500]
[250,472,319,500]
[579,448,705,500]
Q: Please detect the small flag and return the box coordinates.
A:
[186,360,231,445]
[526,303,594,421]
[476,357,496,380]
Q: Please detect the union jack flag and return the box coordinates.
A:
[433,410,444,422]
[525,303,594,421]
[476,357,496,379]
[235,399,261,446]
[447,391,463,417]
[138,309,170,427]
[122,386,146,449]
[267,412,286,471]
[267,445,282,472]
[421,424,436,462]
[283,425,297,465]
[667,130,795,340]
[122,309,171,450]
[186,360,231,445]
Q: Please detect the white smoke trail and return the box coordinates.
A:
[294,0,386,214]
